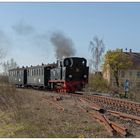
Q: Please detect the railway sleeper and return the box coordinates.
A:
[110,121,128,137]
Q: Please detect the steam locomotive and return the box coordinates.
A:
[9,57,89,92]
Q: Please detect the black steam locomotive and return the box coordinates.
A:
[9,57,89,92]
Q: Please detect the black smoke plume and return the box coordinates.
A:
[50,31,76,59]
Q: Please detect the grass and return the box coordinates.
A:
[0,83,110,138]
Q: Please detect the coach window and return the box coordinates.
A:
[19,71,20,77]
[40,69,41,75]
[33,69,34,76]
[36,69,38,76]
[27,70,29,76]
[42,68,44,75]
[38,69,40,76]
[31,69,32,76]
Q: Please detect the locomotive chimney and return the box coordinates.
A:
[130,49,132,53]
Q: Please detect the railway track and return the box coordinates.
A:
[42,91,140,137]
[69,93,140,115]
[75,97,131,137]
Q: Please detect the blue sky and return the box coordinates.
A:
[0,2,140,67]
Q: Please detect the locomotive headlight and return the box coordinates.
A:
[69,75,72,78]
[84,75,87,78]
[19,79,21,82]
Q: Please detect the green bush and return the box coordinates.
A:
[88,73,109,92]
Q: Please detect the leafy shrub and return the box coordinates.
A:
[88,73,109,92]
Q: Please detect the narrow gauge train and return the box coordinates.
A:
[9,57,89,92]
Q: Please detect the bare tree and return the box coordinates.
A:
[2,58,18,76]
[0,48,6,65]
[89,36,105,73]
